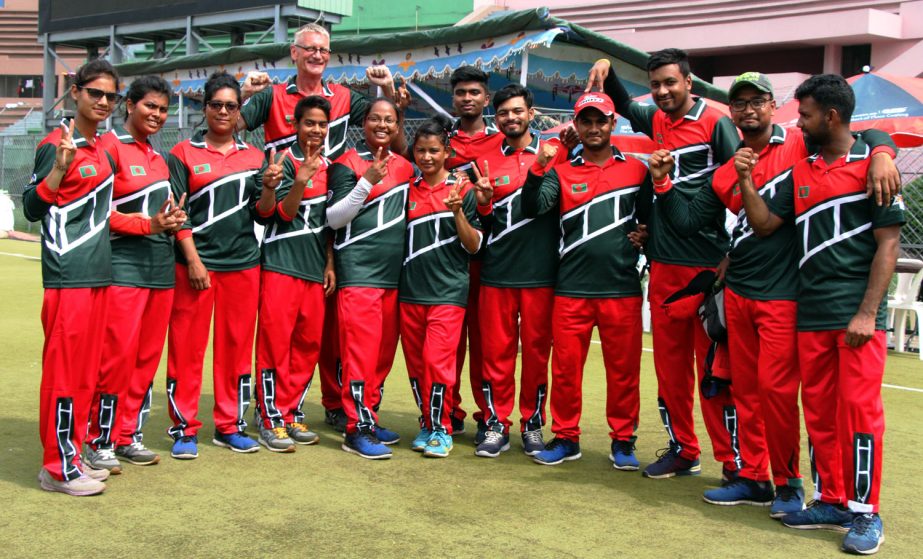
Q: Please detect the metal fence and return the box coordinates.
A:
[4,120,921,256]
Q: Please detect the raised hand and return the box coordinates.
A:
[55,118,76,173]
[558,125,579,151]
[537,142,560,168]
[395,77,412,112]
[734,147,758,181]
[170,193,188,232]
[362,147,391,184]
[242,71,271,99]
[585,59,611,93]
[443,181,464,214]
[263,147,286,190]
[471,160,493,206]
[648,149,675,182]
[366,65,395,91]
[296,143,323,185]
[150,195,179,234]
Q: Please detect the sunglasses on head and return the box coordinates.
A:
[78,85,121,104]
[206,101,240,113]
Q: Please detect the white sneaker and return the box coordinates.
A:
[38,468,105,496]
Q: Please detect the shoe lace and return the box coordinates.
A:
[128,441,149,452]
[289,422,309,432]
[96,447,116,460]
[271,426,289,439]
[776,485,798,502]
[653,443,680,463]
[357,428,381,444]
[483,430,504,445]
[543,438,566,452]
[523,430,543,445]
[613,439,636,454]
[180,435,196,444]
[850,514,874,536]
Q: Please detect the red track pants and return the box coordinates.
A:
[725,288,801,485]
[166,264,259,437]
[87,286,172,449]
[255,270,325,428]
[649,261,738,467]
[39,287,108,481]
[400,303,465,433]
[451,260,485,423]
[317,295,342,411]
[799,330,886,513]
[550,296,642,442]
[479,285,553,433]
[338,286,399,433]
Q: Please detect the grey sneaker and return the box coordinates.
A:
[475,430,510,458]
[38,468,105,496]
[83,465,110,481]
[115,442,161,466]
[259,426,296,453]
[84,445,122,474]
[286,422,320,445]
[521,429,545,456]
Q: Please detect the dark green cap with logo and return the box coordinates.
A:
[728,72,774,99]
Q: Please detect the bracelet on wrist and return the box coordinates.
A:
[53,162,68,172]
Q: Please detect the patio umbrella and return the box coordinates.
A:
[773,72,923,148]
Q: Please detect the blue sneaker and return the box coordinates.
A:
[703,478,774,506]
[342,429,392,460]
[411,428,432,452]
[533,438,581,466]
[610,437,640,471]
[373,424,400,445]
[423,431,453,458]
[782,500,854,533]
[842,513,884,555]
[770,484,805,519]
[171,435,198,460]
[642,443,701,479]
[213,431,259,453]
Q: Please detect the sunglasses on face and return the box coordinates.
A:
[294,44,331,56]
[78,86,121,104]
[206,101,240,113]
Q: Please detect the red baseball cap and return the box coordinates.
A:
[574,92,615,118]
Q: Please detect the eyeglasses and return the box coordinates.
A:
[206,101,240,113]
[78,86,121,104]
[730,97,772,112]
[367,115,397,125]
[294,44,331,56]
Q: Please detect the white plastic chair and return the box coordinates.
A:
[888,258,923,358]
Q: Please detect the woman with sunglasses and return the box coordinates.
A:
[166,71,276,459]
[326,97,414,459]
[83,76,187,474]
[23,59,120,496]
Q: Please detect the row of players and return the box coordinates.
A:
[24,23,902,556]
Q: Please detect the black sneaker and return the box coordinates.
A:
[642,443,701,479]
[451,415,465,435]
[324,408,347,433]
[721,466,741,486]
[474,420,488,445]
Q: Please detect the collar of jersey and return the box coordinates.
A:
[414,172,457,188]
[682,97,707,121]
[62,118,97,148]
[450,116,499,137]
[356,140,394,161]
[500,133,540,156]
[570,145,625,166]
[806,133,870,165]
[735,124,787,151]
[190,129,248,151]
[285,75,334,97]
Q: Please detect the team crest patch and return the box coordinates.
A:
[494,175,510,186]
[306,179,314,189]
[78,165,97,178]
[409,201,417,210]
[285,114,294,123]
[798,185,810,198]
[733,184,741,196]
[130,165,146,177]
[571,183,588,193]
[193,163,211,175]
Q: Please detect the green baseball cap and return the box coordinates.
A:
[728,72,774,99]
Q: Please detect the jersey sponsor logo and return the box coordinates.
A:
[78,165,97,178]
[193,163,211,175]
[798,185,810,198]
[129,165,147,177]
[571,183,587,193]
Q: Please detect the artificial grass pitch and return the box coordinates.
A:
[1,238,920,558]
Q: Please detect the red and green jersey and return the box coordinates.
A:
[446,116,503,171]
[241,77,369,160]
[765,135,905,331]
[400,174,481,307]
[522,147,653,298]
[260,142,331,283]
[99,126,174,289]
[327,142,415,288]
[612,93,740,266]
[168,130,268,271]
[477,135,566,288]
[22,125,114,288]
[659,125,897,301]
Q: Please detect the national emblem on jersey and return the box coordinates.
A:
[129,165,147,177]
[79,165,97,178]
